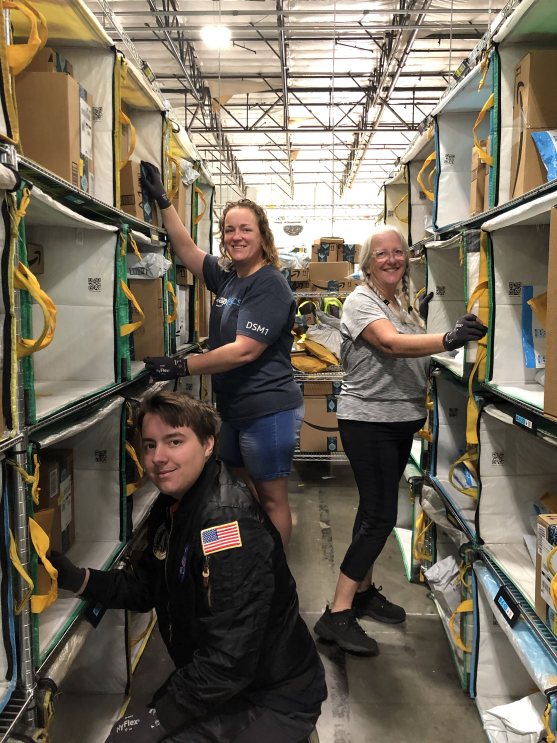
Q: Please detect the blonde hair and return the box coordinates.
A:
[217,199,281,271]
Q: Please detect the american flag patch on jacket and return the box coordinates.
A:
[201,522,242,555]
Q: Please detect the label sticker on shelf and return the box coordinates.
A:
[494,586,519,628]
[513,407,537,436]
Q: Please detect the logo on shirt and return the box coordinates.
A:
[246,321,268,335]
[215,296,242,308]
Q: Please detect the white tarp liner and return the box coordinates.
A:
[483,693,547,743]
[421,484,469,549]
[407,138,435,246]
[35,399,124,660]
[478,404,557,608]
[195,182,214,252]
[431,373,477,535]
[426,237,466,377]
[128,110,164,174]
[24,187,119,420]
[466,234,482,366]
[424,555,461,613]
[176,284,190,349]
[401,130,432,165]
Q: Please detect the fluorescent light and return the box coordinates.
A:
[239,146,260,157]
[201,26,231,49]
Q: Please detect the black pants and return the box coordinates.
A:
[338,417,426,583]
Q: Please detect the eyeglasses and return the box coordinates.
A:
[371,249,405,262]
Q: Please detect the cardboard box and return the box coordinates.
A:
[120,100,132,166]
[296,281,311,291]
[339,244,361,264]
[27,243,44,275]
[315,237,344,245]
[16,72,94,195]
[544,207,557,419]
[535,513,557,632]
[484,137,491,211]
[129,278,165,360]
[311,242,338,263]
[297,380,342,397]
[282,267,309,288]
[36,449,75,555]
[120,162,157,224]
[510,128,550,199]
[172,177,189,225]
[309,262,355,292]
[176,265,194,286]
[470,141,487,217]
[196,283,211,340]
[25,47,73,76]
[513,52,557,131]
[299,396,343,453]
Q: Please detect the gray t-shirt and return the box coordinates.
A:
[337,285,429,422]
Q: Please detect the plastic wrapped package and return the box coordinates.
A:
[305,323,341,360]
[127,252,172,280]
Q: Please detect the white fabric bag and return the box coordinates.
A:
[483,693,547,743]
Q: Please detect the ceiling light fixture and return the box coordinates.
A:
[239,146,260,157]
[200,25,231,49]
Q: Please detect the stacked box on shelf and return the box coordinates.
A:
[299,394,343,453]
[383,168,409,240]
[400,130,435,246]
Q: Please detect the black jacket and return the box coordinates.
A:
[82,458,325,736]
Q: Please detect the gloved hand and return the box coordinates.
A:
[443,314,487,351]
[140,161,172,211]
[144,357,189,381]
[105,708,166,743]
[418,291,434,321]
[48,551,86,593]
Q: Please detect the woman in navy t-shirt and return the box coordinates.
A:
[141,163,303,546]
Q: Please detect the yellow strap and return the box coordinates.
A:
[413,510,433,562]
[543,703,556,743]
[449,599,473,653]
[374,209,385,226]
[455,560,472,590]
[128,233,142,263]
[167,280,178,324]
[119,109,136,170]
[165,152,181,202]
[2,0,47,76]
[9,530,34,615]
[14,263,57,358]
[393,193,409,224]
[125,441,144,496]
[413,286,425,312]
[131,609,154,647]
[417,153,436,202]
[126,401,134,427]
[478,47,492,92]
[528,292,547,330]
[120,280,145,337]
[473,94,494,166]
[13,187,31,237]
[418,428,433,443]
[427,121,434,140]
[29,517,58,613]
[7,455,40,504]
[448,448,479,499]
[428,165,437,194]
[193,185,208,225]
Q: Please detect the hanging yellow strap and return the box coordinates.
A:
[455,560,472,590]
[448,448,479,499]
[193,185,208,225]
[413,286,425,313]
[374,209,385,226]
[119,109,136,170]
[449,599,473,653]
[126,401,134,427]
[393,193,409,224]
[428,165,437,194]
[528,292,547,330]
[165,152,181,201]
[413,510,433,562]
[131,610,154,647]
[478,47,492,92]
[9,530,34,615]
[120,280,145,337]
[2,0,47,76]
[418,428,433,443]
[473,94,494,166]
[14,263,57,358]
[29,517,58,613]
[13,187,31,236]
[7,455,40,504]
[417,153,436,202]
[125,441,144,496]
[543,703,556,743]
[128,233,143,263]
[167,281,178,324]
[427,122,434,140]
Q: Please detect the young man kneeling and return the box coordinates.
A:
[50,391,326,743]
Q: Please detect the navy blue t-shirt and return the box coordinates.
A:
[202,255,303,421]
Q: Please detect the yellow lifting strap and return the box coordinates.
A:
[29,517,58,613]
[12,186,30,237]
[413,286,425,313]
[119,109,136,170]
[478,46,493,92]
[165,152,181,202]
[427,121,434,140]
[131,609,154,647]
[543,703,556,743]
[448,449,479,499]
[374,209,385,226]
[120,280,145,337]
[528,291,547,330]
[413,510,433,563]
[417,153,436,202]
[167,280,178,324]
[393,193,409,224]
[473,94,494,166]
[428,165,437,195]
[127,233,143,263]
[14,263,57,358]
[193,185,208,225]
[455,560,472,590]
[125,441,144,496]
[323,297,343,315]
[449,599,473,653]
[2,0,47,76]
[9,529,34,615]
[418,428,433,443]
[7,454,40,504]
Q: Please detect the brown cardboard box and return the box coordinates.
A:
[535,513,557,632]
[513,52,557,131]
[311,242,339,263]
[544,208,557,419]
[25,47,73,76]
[315,237,344,245]
[176,265,194,286]
[298,380,342,397]
[510,128,549,199]
[309,262,355,292]
[196,283,211,340]
[484,137,491,211]
[27,243,44,275]
[338,244,362,264]
[120,100,132,166]
[289,268,309,282]
[129,279,165,359]
[16,72,94,194]
[470,141,487,217]
[296,281,311,291]
[120,161,157,224]
[36,449,75,555]
[299,396,343,453]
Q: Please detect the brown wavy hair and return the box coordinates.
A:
[217,199,281,271]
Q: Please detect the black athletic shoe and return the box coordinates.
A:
[314,607,379,655]
[353,584,406,624]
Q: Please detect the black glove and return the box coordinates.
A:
[418,291,434,321]
[144,356,189,381]
[48,551,86,593]
[443,313,487,351]
[105,708,166,743]
[140,161,172,211]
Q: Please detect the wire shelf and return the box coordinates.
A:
[293,370,344,381]
[294,449,349,462]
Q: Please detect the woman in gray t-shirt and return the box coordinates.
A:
[314,225,486,656]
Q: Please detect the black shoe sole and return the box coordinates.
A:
[355,608,406,624]
[314,618,379,656]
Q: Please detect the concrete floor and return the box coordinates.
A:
[131,462,486,743]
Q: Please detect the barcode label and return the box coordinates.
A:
[80,99,93,160]
[129,267,149,276]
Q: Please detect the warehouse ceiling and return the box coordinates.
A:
[89,0,503,201]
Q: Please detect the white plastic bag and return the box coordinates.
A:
[180,161,200,187]
[483,692,547,743]
[127,252,172,280]
[424,556,461,613]
[305,323,341,360]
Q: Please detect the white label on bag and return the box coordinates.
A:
[50,469,58,499]
[59,476,72,531]
[80,98,93,160]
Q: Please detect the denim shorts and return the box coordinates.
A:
[218,404,305,482]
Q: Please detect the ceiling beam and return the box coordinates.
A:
[277,0,293,199]
[103,8,501,17]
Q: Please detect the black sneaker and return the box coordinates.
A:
[314,607,379,655]
[353,584,406,624]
